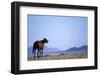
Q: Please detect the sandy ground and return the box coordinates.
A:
[28,51,87,61]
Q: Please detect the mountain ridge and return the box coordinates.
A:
[66,45,87,51]
[28,45,87,56]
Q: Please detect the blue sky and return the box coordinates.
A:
[28,15,88,50]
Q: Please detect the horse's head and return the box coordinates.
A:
[42,38,48,43]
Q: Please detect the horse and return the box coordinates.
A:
[32,38,48,59]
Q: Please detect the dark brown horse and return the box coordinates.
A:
[32,38,48,59]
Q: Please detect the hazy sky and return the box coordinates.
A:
[28,15,88,50]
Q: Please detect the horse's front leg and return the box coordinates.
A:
[37,49,40,58]
[41,48,43,58]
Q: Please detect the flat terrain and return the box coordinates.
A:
[28,51,87,61]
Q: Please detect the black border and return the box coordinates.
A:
[11,1,98,74]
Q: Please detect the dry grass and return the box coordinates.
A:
[28,51,87,61]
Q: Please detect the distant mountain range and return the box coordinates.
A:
[28,46,60,53]
[28,46,61,56]
[66,45,87,52]
[28,45,87,56]
[44,46,60,53]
